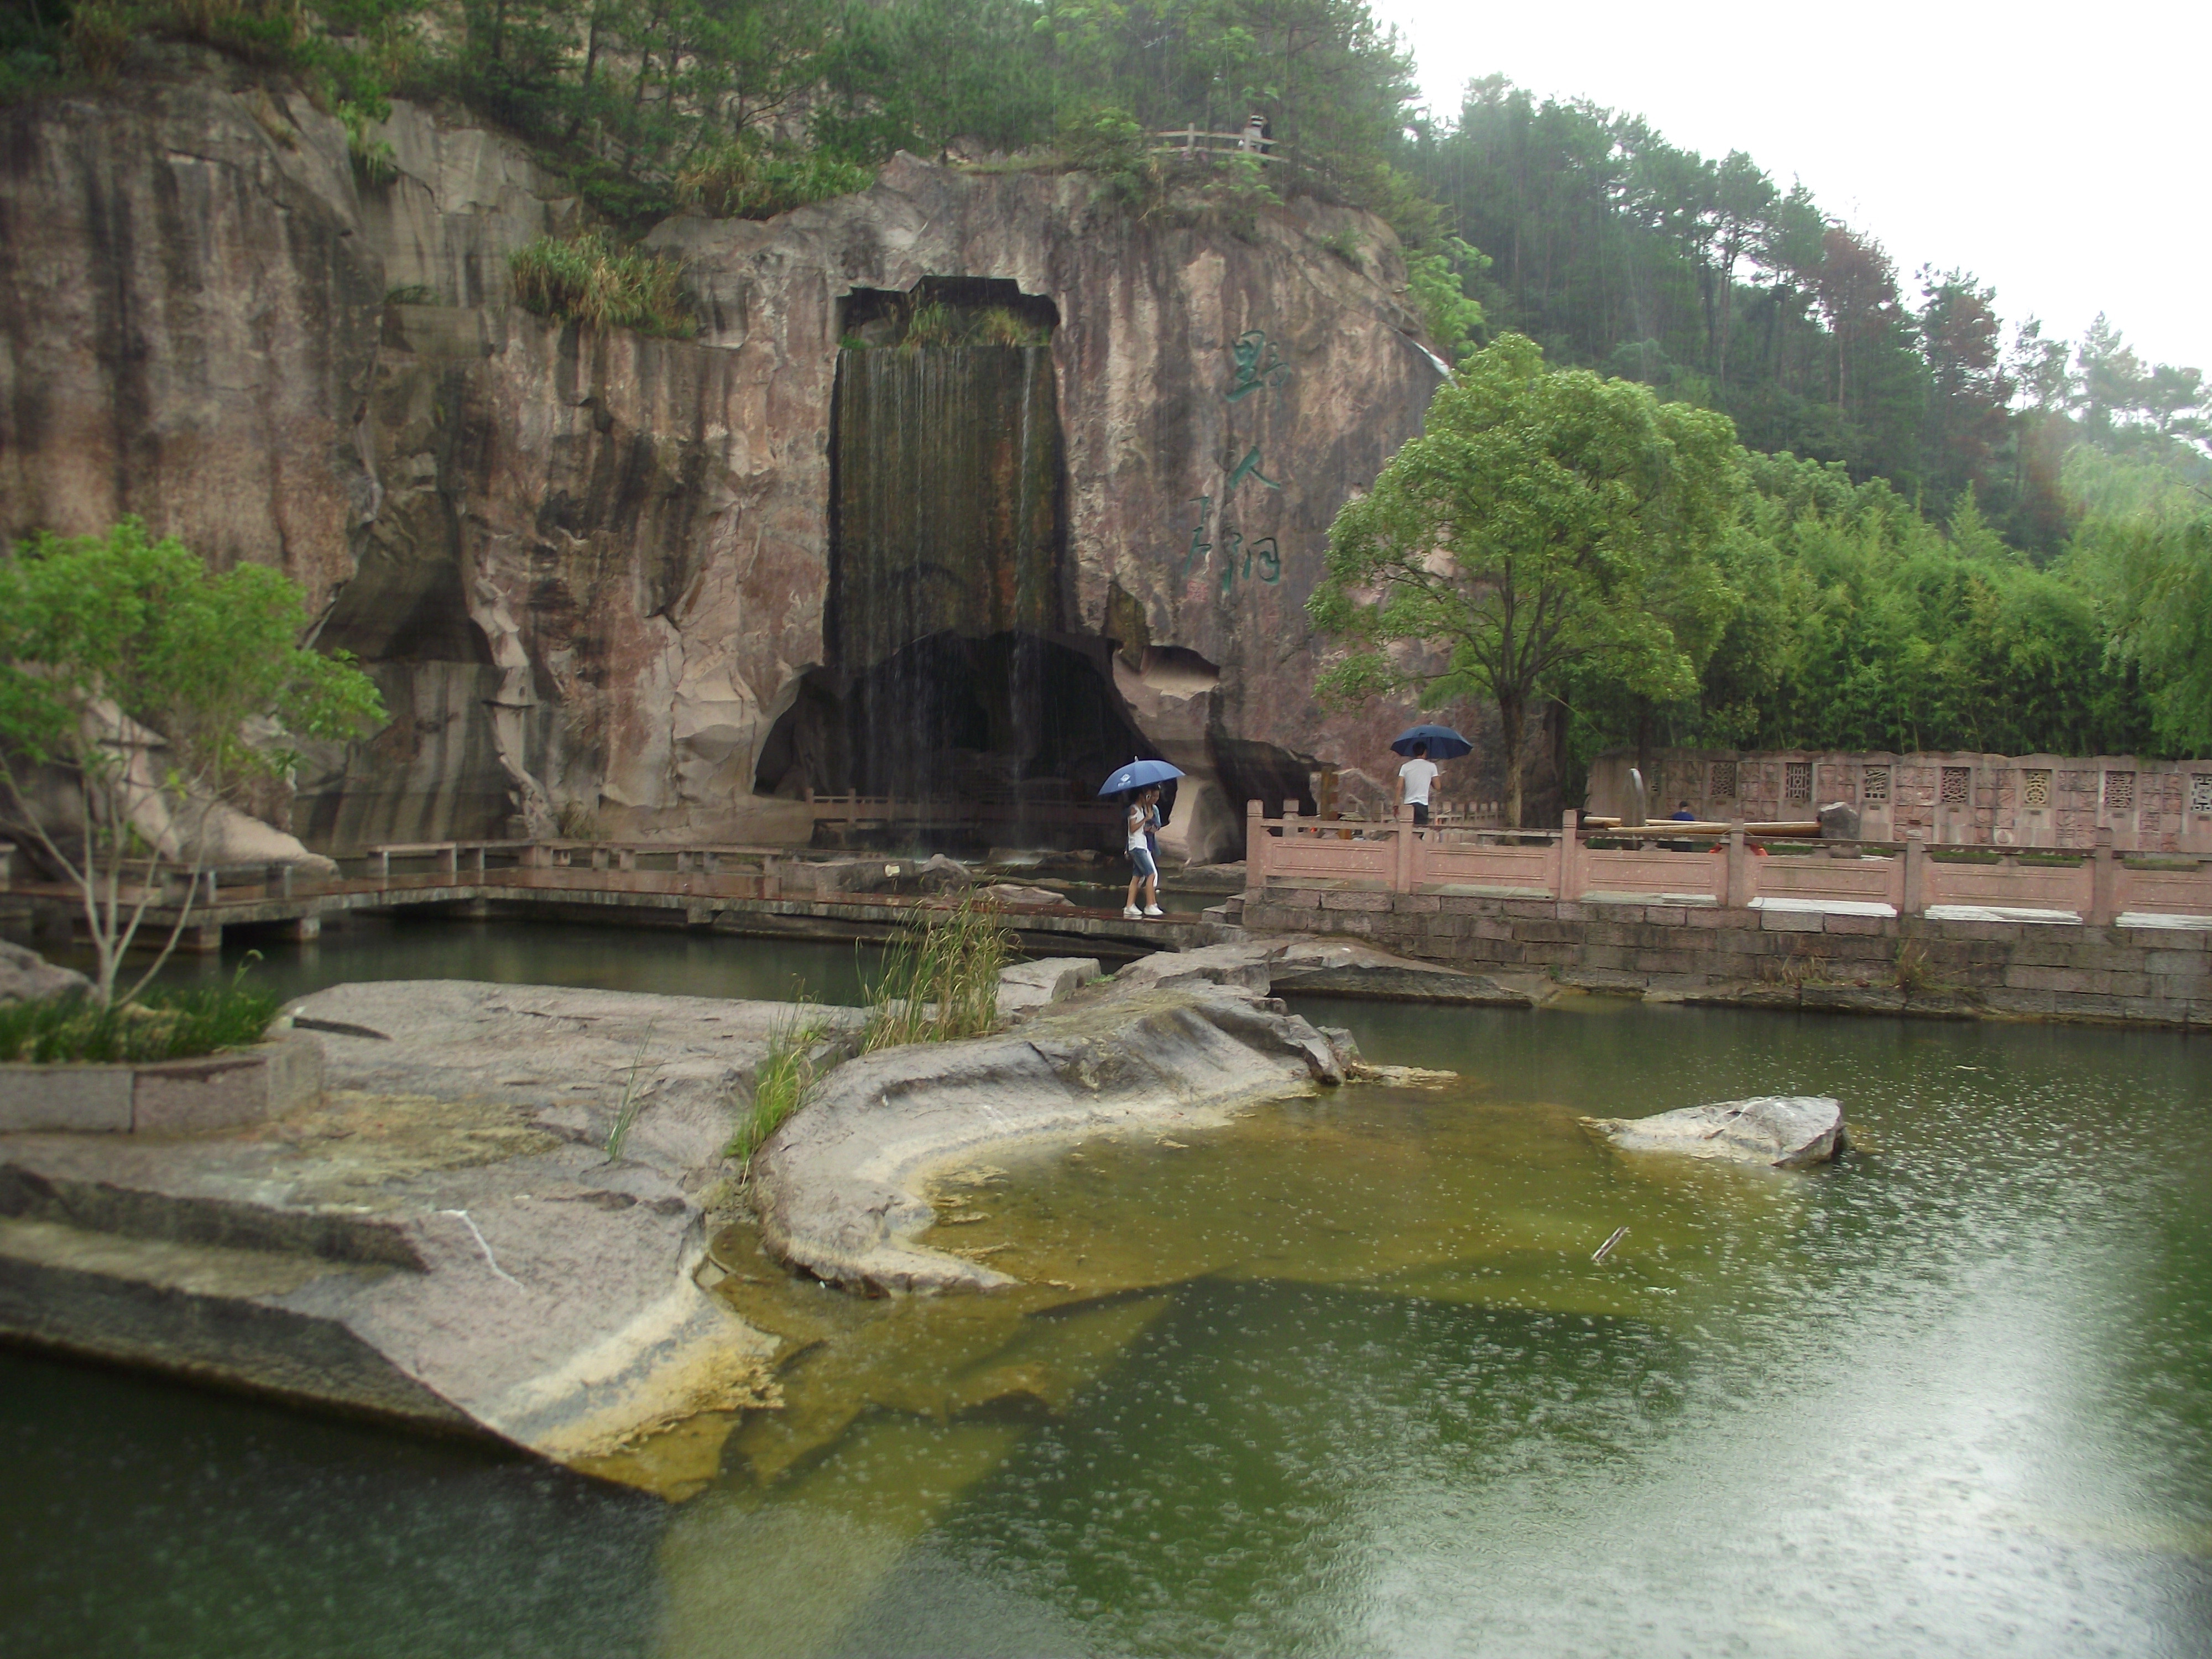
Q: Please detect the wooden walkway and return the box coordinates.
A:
[2,859,1229,959]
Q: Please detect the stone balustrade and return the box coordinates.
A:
[1243,803,2212,926]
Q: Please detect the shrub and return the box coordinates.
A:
[900,299,959,349]
[508,231,695,338]
[340,99,396,186]
[971,306,1045,346]
[860,893,1011,1051]
[63,2,133,77]
[0,977,281,1065]
[675,141,874,221]
[1057,102,1158,205]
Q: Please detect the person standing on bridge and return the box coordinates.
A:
[1123,786,1164,919]
[1397,741,1438,829]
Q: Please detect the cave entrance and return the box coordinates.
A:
[754,632,1151,849]
[755,279,1144,849]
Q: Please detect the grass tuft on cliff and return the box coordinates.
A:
[509,231,695,338]
[674,142,874,221]
[0,978,282,1065]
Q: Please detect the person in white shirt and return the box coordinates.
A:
[1397,742,1438,827]
[1121,786,1164,918]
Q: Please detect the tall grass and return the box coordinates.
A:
[724,1001,827,1172]
[860,893,1013,1052]
[971,306,1047,346]
[898,299,961,349]
[675,143,874,220]
[0,974,281,1064]
[509,231,695,338]
[603,1021,658,1160]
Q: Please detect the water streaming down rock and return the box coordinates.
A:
[822,341,1141,825]
[831,342,1063,667]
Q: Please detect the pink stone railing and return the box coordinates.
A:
[1244,804,2212,923]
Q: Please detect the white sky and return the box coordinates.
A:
[1373,0,2210,374]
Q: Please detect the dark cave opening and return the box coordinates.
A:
[753,630,1152,848]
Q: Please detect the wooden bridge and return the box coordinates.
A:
[0,839,1227,959]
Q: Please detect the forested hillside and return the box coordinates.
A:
[4,0,2206,764]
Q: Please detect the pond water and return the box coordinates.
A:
[14,913,884,1008]
[6,989,2210,1656]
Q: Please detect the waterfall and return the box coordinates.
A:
[829,343,1063,669]
[827,342,1072,807]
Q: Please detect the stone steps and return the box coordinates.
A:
[0,1213,477,1431]
[0,1151,426,1268]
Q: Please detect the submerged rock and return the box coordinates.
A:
[1582,1095,1848,1169]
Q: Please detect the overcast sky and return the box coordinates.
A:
[1372,0,2208,375]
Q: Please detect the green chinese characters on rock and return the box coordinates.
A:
[1215,529,1282,595]
[1167,329,1297,598]
[1225,329,1290,401]
[1182,498,1282,594]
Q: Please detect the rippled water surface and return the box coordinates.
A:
[6,985,2209,1658]
[16,912,883,1006]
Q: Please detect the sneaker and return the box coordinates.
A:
[1123,904,1143,919]
[1143,905,1165,918]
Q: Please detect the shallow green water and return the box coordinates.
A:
[6,991,2210,1657]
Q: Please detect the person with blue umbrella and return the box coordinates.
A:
[1390,724,1471,828]
[1099,759,1184,919]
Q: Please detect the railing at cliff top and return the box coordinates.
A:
[1242,802,2212,924]
[1152,129,1286,164]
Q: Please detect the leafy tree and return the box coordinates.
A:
[1405,234,1486,361]
[2072,504,2212,754]
[0,521,384,1007]
[1308,334,1741,825]
[1916,268,2012,515]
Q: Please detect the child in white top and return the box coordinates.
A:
[1122,786,1162,917]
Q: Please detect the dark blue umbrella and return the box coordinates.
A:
[1098,759,1185,796]
[1390,724,1473,759]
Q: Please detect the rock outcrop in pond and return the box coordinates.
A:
[1582,1095,1849,1170]
[0,979,858,1494]
[0,55,1450,859]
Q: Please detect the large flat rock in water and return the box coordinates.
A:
[0,980,852,1489]
[1583,1095,1847,1169]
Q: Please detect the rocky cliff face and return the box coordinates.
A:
[0,60,1446,860]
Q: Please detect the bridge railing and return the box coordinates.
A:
[1244,803,2212,924]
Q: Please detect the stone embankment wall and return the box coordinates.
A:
[1590,748,2212,853]
[1245,887,2212,1028]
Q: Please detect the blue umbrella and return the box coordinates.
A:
[1098,759,1185,796]
[1391,724,1473,759]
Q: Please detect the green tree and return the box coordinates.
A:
[1307,334,1741,825]
[0,521,385,1006]
[1405,233,1486,361]
[2073,505,2212,754]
